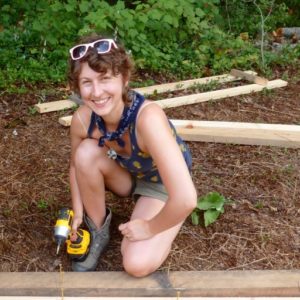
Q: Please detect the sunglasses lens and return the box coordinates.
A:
[72,45,87,59]
[94,40,110,53]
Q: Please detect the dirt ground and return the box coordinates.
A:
[1,65,300,272]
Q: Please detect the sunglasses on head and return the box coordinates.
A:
[69,39,118,60]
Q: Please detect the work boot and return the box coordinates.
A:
[72,208,112,272]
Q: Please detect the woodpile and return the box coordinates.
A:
[272,27,300,50]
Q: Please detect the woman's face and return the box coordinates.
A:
[78,62,127,118]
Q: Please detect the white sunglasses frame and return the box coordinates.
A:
[69,39,118,60]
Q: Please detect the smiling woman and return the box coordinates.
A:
[66,34,197,277]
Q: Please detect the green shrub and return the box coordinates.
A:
[0,0,299,91]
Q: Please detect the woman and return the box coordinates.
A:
[68,34,197,277]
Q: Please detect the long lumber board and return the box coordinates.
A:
[135,70,257,95]
[156,79,287,109]
[35,71,257,113]
[0,293,295,300]
[57,119,300,148]
[35,99,76,113]
[172,120,300,148]
[1,270,300,297]
[58,79,287,127]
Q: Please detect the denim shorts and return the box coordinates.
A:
[131,178,168,202]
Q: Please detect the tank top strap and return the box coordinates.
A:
[87,111,97,138]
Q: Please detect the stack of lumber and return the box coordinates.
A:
[34,70,300,148]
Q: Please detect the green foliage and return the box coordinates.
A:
[191,192,231,227]
[220,0,290,37]
[0,0,299,91]
[28,106,38,115]
[279,0,300,27]
[37,198,48,210]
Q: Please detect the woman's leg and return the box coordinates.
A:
[72,138,133,271]
[121,196,183,277]
[74,138,132,228]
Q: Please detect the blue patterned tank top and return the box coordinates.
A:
[87,107,192,184]
[115,120,192,183]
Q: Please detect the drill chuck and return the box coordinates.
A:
[54,208,73,254]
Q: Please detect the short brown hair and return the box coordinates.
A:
[67,34,134,103]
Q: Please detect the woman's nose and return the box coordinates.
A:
[91,83,103,98]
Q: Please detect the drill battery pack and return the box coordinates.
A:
[66,228,90,262]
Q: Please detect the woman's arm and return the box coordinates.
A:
[135,103,197,236]
[69,108,89,235]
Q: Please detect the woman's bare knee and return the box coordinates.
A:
[122,254,158,278]
[74,139,106,171]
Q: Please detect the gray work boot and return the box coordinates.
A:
[72,208,112,272]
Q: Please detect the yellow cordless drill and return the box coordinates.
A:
[54,207,90,261]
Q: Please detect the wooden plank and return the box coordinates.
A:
[156,79,287,109]
[0,293,295,300]
[35,100,77,113]
[36,71,257,114]
[172,120,300,148]
[0,270,300,297]
[135,70,257,95]
[59,115,72,126]
[230,69,268,86]
[57,118,300,148]
[58,79,287,127]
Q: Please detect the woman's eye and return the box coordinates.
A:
[81,81,91,86]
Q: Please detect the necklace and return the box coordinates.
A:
[107,148,118,160]
[93,91,145,158]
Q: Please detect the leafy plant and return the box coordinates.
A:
[37,198,48,210]
[28,106,37,115]
[191,191,230,227]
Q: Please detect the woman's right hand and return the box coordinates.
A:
[71,215,83,241]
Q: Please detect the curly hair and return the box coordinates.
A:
[67,34,134,104]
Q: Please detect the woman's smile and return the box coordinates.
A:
[79,62,125,118]
[93,96,111,107]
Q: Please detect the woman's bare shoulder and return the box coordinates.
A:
[71,105,92,137]
[137,100,168,128]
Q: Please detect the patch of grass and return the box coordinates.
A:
[37,198,49,210]
[28,106,38,115]
[254,200,264,209]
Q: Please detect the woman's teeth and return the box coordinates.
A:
[94,98,109,104]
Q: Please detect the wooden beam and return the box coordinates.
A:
[0,297,297,300]
[58,79,288,127]
[35,71,257,114]
[1,270,300,297]
[156,79,287,109]
[35,99,77,114]
[59,115,73,126]
[230,69,268,86]
[172,120,300,148]
[135,70,257,95]
[58,117,300,148]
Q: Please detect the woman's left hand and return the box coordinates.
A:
[118,219,154,241]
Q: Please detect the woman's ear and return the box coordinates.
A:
[123,72,131,87]
[124,77,129,87]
